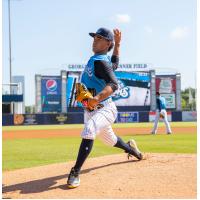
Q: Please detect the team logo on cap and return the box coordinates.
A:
[46,79,57,92]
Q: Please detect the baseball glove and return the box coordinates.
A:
[75,83,103,111]
[159,113,164,119]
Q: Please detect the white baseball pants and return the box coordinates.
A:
[81,99,118,146]
[151,109,172,134]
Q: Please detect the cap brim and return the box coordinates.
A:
[89,33,96,37]
[89,33,111,41]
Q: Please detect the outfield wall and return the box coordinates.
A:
[2,111,196,126]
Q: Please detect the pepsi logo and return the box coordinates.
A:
[46,79,57,92]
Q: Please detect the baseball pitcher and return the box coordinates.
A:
[151,92,172,134]
[67,28,143,189]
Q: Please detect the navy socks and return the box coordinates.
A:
[73,136,141,173]
[114,136,141,159]
[114,136,132,152]
[74,139,94,172]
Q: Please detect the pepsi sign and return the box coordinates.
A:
[41,76,61,112]
[46,79,57,94]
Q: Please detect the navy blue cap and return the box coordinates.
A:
[89,28,114,41]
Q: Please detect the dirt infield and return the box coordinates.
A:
[2,153,196,199]
[3,126,196,139]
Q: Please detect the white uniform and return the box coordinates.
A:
[152,109,172,134]
[81,98,118,146]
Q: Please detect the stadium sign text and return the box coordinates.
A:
[65,63,151,72]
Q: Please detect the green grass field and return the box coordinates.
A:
[2,122,197,171]
[2,121,196,131]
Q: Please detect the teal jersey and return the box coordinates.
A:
[156,96,166,111]
[81,54,112,100]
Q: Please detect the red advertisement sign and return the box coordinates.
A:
[156,77,176,93]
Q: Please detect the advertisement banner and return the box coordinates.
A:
[41,76,61,112]
[112,71,150,106]
[14,114,24,125]
[182,111,197,121]
[65,71,151,107]
[13,114,38,125]
[23,114,38,125]
[117,112,139,123]
[156,77,176,93]
[156,76,176,109]
[161,93,176,109]
[66,73,80,107]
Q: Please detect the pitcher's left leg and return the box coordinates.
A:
[98,126,143,160]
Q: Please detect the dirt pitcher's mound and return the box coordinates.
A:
[2,153,196,199]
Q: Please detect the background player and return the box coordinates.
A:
[67,27,143,188]
[151,92,172,134]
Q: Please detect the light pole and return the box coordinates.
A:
[8,0,12,94]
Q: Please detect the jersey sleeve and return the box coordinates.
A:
[111,55,119,70]
[94,60,118,92]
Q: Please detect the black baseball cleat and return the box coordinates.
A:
[67,167,80,189]
[126,139,143,160]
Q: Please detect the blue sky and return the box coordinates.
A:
[2,0,196,106]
